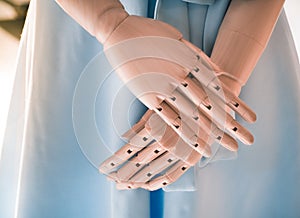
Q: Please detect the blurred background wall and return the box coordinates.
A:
[0,0,29,159]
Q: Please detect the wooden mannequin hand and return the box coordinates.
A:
[100,110,205,191]
[97,0,284,190]
[99,35,256,190]
[56,0,259,191]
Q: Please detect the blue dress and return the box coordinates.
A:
[0,0,299,217]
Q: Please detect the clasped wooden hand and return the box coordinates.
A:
[56,0,256,191]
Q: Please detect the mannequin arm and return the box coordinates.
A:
[56,0,129,43]
[212,0,285,95]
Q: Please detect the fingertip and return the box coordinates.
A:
[98,166,105,174]
[230,120,254,145]
[244,110,257,123]
[244,133,254,145]
[203,144,212,157]
[221,134,239,151]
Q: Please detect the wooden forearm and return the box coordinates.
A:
[211,0,285,95]
[55,0,128,43]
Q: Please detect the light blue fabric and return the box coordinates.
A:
[0,1,150,218]
[0,0,299,218]
[182,0,215,5]
[162,5,300,218]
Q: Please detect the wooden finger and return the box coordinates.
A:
[129,152,178,183]
[146,161,191,191]
[115,142,166,181]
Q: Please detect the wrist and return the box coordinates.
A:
[95,7,129,44]
[218,74,241,97]
[192,44,242,96]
